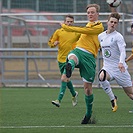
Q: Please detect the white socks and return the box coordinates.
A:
[99,80,115,101]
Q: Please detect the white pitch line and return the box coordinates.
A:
[0,125,133,129]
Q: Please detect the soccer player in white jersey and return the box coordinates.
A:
[98,12,133,112]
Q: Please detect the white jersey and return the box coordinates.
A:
[98,30,132,87]
[98,30,127,70]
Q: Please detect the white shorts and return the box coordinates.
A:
[102,67,132,87]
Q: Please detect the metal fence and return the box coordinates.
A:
[2,0,133,14]
[0,12,133,50]
[0,48,132,88]
[0,3,133,88]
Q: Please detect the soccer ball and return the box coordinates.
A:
[107,0,121,7]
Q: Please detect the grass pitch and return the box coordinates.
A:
[0,87,133,133]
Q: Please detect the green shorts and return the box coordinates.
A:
[58,62,66,74]
[68,48,96,83]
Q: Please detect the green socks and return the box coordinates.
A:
[85,94,94,118]
[58,81,76,101]
[58,81,67,101]
[68,59,76,71]
[62,59,76,75]
[67,81,76,97]
[57,59,76,101]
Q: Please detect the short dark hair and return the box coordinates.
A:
[131,23,133,29]
[108,12,121,21]
[64,14,74,20]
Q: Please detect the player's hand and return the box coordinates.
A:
[118,63,125,72]
[60,22,64,26]
[54,41,59,46]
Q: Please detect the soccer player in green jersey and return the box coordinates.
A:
[60,4,104,124]
[48,15,80,107]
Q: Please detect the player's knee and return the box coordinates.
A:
[98,69,106,81]
[67,54,78,65]
[61,74,69,82]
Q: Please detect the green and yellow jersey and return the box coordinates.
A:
[62,21,104,57]
[48,28,80,63]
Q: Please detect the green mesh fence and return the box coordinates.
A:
[2,0,133,14]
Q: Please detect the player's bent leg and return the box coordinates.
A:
[61,74,78,106]
[65,54,78,78]
[98,69,106,81]
[123,86,133,113]
[61,74,69,82]
[111,96,118,112]
[72,91,78,106]
[65,62,72,78]
[65,59,76,78]
[67,80,78,106]
[98,69,118,112]
[99,79,118,112]
[51,81,67,107]
[51,74,68,107]
[123,86,133,100]
[67,80,75,96]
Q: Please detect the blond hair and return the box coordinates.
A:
[86,4,100,12]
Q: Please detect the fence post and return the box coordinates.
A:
[0,0,3,48]
[0,0,3,87]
